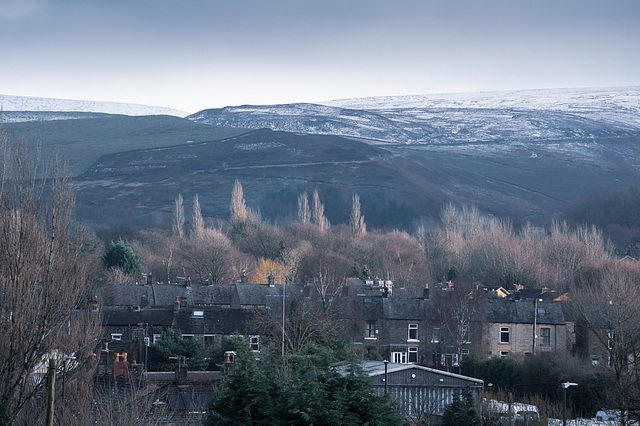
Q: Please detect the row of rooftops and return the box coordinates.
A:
[98,280,567,326]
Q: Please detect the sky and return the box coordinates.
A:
[1,0,639,114]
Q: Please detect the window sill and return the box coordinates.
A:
[364,337,377,340]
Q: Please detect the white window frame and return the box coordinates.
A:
[111,333,122,341]
[500,326,510,344]
[392,351,407,364]
[192,310,204,318]
[182,334,195,341]
[249,335,260,352]
[408,347,418,363]
[153,334,161,344]
[144,337,150,347]
[451,353,459,366]
[500,350,511,358]
[408,323,419,341]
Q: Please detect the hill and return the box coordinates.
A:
[0,94,188,118]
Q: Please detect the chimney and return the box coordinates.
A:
[423,286,430,300]
[174,296,180,312]
[146,273,153,286]
[180,293,188,308]
[141,294,149,307]
[186,276,191,287]
[303,282,310,297]
[240,269,247,284]
[382,286,389,298]
[267,273,275,287]
[514,291,521,301]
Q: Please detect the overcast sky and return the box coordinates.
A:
[1,0,639,113]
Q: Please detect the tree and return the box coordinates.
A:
[172,193,185,239]
[298,191,310,224]
[147,329,206,371]
[253,258,289,285]
[103,238,142,276]
[192,194,204,238]
[0,125,101,425]
[230,180,248,223]
[350,193,366,236]
[311,189,329,233]
[204,338,405,425]
[571,261,640,425]
[441,387,481,426]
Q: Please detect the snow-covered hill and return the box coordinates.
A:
[0,94,188,121]
[188,87,640,145]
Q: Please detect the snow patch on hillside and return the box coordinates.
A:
[0,94,189,121]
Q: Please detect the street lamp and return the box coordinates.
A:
[383,360,389,394]
[562,382,578,426]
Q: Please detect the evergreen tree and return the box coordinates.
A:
[147,329,205,371]
[103,238,142,275]
[441,387,481,426]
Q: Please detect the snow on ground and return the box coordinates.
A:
[0,94,189,119]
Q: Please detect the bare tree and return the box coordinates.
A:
[192,194,204,239]
[172,193,185,239]
[298,249,351,313]
[311,189,329,233]
[349,193,366,236]
[0,126,101,424]
[230,180,248,223]
[571,261,640,425]
[297,192,310,224]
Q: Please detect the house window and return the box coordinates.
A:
[204,335,214,348]
[408,323,419,341]
[451,353,459,367]
[182,334,194,341]
[408,347,418,363]
[540,327,550,345]
[144,337,150,347]
[431,327,440,343]
[365,321,376,339]
[192,310,204,318]
[153,334,161,344]
[461,325,470,344]
[500,327,510,344]
[250,335,260,352]
[392,351,407,364]
[111,333,122,341]
[500,350,511,358]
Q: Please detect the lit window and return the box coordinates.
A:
[540,328,550,345]
[500,327,510,344]
[250,335,260,352]
[111,333,122,341]
[408,347,418,363]
[365,321,376,338]
[408,323,419,341]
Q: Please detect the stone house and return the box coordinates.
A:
[482,299,567,359]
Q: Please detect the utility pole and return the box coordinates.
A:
[45,359,56,426]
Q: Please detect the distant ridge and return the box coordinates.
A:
[0,94,188,119]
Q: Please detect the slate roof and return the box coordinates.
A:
[100,283,306,309]
[484,299,565,325]
[333,296,431,321]
[103,309,174,326]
